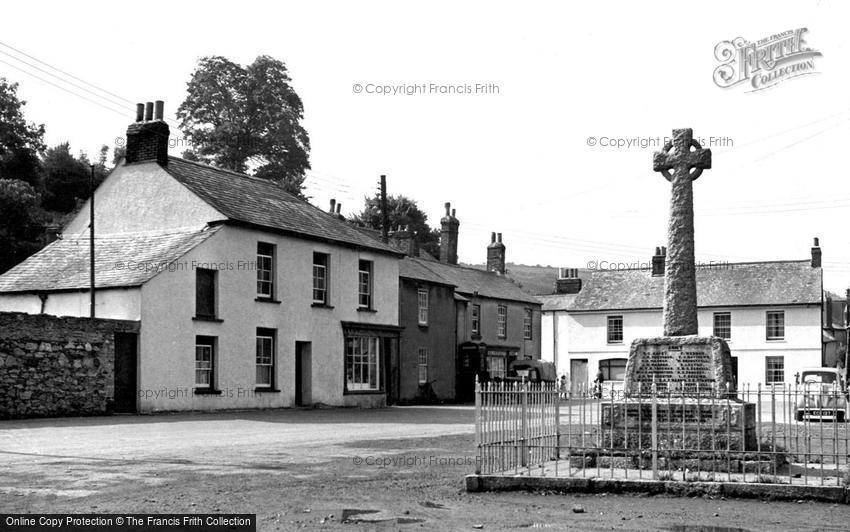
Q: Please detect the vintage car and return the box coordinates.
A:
[505,360,558,383]
[794,367,848,422]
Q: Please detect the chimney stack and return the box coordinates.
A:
[335,202,344,220]
[440,202,459,265]
[652,246,666,276]
[555,267,582,294]
[487,232,506,275]
[125,100,169,166]
[329,198,336,214]
[391,225,418,257]
[811,237,822,268]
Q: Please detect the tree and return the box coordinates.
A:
[177,55,311,197]
[350,194,441,257]
[40,142,92,213]
[0,79,45,188]
[0,179,45,273]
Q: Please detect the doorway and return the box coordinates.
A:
[570,358,588,392]
[295,342,312,406]
[113,332,138,413]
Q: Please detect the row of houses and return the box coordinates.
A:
[0,102,541,413]
[540,245,831,390]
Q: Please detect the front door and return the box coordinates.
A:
[113,332,138,413]
[295,342,312,406]
[570,359,588,392]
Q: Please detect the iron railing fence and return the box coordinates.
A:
[474,380,850,487]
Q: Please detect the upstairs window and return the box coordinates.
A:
[523,308,533,340]
[471,304,481,335]
[312,252,329,305]
[766,311,785,341]
[358,260,373,309]
[497,305,507,338]
[257,242,275,298]
[195,268,217,319]
[418,289,429,325]
[607,315,623,344]
[713,312,731,340]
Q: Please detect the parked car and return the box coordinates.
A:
[794,367,848,422]
[505,360,557,383]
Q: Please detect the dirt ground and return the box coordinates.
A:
[1,406,849,531]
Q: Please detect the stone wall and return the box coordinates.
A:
[0,312,139,419]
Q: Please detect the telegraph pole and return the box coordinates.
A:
[89,164,95,319]
[379,174,389,244]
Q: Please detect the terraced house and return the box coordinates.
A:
[0,101,403,412]
[393,206,542,403]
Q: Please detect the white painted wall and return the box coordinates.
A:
[138,225,400,412]
[63,161,223,236]
[542,305,822,390]
[0,288,140,320]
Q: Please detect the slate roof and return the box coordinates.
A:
[402,257,540,305]
[0,227,220,293]
[164,157,401,255]
[399,257,455,286]
[538,293,580,312]
[568,260,821,312]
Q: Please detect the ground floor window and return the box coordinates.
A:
[418,347,428,384]
[765,356,784,384]
[345,336,382,391]
[599,358,627,381]
[195,336,216,388]
[256,328,276,388]
[486,351,507,380]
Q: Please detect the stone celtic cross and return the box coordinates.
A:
[653,128,712,336]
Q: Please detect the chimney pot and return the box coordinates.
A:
[497,233,502,243]
[445,202,451,216]
[125,100,170,166]
[814,237,820,247]
[154,100,164,120]
[329,198,336,213]
[652,245,666,276]
[336,202,342,215]
[451,208,456,217]
[491,232,496,243]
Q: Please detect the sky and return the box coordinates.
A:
[2,1,849,292]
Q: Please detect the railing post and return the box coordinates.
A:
[474,375,482,474]
[521,381,528,467]
[651,381,658,480]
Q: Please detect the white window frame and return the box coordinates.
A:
[497,305,507,338]
[256,333,274,388]
[523,308,533,340]
[713,312,731,340]
[312,253,329,305]
[471,304,481,335]
[607,315,623,344]
[257,242,274,298]
[418,347,428,384]
[195,340,214,388]
[766,355,784,384]
[418,289,429,325]
[345,336,381,392]
[358,260,373,309]
[766,310,785,341]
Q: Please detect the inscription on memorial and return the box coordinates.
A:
[632,344,714,386]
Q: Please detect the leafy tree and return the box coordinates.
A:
[40,142,92,213]
[350,194,441,257]
[177,55,311,197]
[0,79,45,188]
[0,179,45,273]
